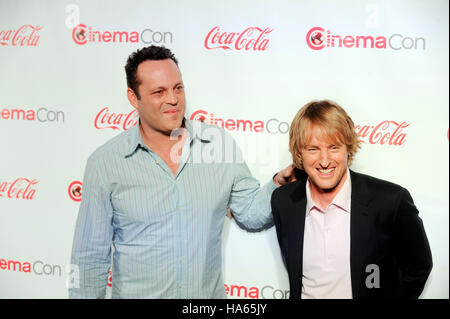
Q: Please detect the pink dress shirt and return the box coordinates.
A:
[301,169,353,299]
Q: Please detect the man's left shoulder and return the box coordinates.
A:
[350,170,409,200]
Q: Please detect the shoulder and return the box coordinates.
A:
[350,170,412,207]
[86,126,136,166]
[187,118,232,141]
[273,180,301,197]
[272,178,306,206]
[351,170,405,193]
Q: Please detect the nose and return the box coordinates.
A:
[166,90,178,105]
[318,150,331,167]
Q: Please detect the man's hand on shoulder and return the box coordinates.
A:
[273,164,297,187]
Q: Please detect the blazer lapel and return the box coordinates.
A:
[288,179,307,298]
[349,170,371,299]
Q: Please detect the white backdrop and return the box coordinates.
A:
[0,0,448,298]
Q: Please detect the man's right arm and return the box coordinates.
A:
[69,156,114,299]
[393,187,433,299]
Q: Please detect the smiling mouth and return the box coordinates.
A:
[317,168,335,175]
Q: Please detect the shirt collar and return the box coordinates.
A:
[123,118,210,158]
[306,168,352,215]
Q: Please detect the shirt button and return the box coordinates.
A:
[178,284,182,289]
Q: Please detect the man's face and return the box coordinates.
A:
[127,59,185,135]
[301,123,349,195]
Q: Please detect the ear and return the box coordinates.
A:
[127,88,139,109]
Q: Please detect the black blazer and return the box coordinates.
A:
[271,170,432,299]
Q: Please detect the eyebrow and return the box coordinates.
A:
[149,82,183,91]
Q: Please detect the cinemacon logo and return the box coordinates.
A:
[190,110,289,134]
[0,178,38,200]
[204,26,272,51]
[72,24,173,45]
[0,25,42,47]
[0,258,62,276]
[106,273,288,299]
[306,26,425,50]
[0,107,65,123]
[225,283,289,299]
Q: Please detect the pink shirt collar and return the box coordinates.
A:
[306,168,352,215]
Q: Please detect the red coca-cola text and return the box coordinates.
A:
[94,107,138,131]
[0,178,38,200]
[204,26,272,51]
[0,25,42,47]
[355,121,410,145]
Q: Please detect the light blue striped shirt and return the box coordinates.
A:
[69,118,277,298]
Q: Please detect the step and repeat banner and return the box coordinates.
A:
[0,0,448,298]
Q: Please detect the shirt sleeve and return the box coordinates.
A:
[226,136,277,231]
[69,155,114,299]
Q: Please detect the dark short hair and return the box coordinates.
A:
[125,45,178,99]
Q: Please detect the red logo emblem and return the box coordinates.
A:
[306,27,326,50]
[68,181,82,202]
[72,24,88,45]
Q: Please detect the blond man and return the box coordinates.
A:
[271,100,432,299]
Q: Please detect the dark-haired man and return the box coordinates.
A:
[69,45,295,298]
[271,100,432,299]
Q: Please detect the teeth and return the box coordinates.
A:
[318,168,334,174]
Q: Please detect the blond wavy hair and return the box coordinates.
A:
[289,100,361,169]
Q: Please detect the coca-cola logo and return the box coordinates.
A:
[0,178,38,200]
[306,26,426,51]
[0,25,42,47]
[68,181,82,202]
[355,121,410,145]
[94,107,138,131]
[204,26,273,51]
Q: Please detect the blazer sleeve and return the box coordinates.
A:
[271,188,288,267]
[393,187,433,299]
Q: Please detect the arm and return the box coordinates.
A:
[227,160,277,231]
[393,187,433,299]
[69,156,114,299]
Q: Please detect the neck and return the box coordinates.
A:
[139,122,185,154]
[309,169,348,211]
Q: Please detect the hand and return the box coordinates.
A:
[273,164,297,187]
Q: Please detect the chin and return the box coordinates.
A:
[312,179,339,192]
